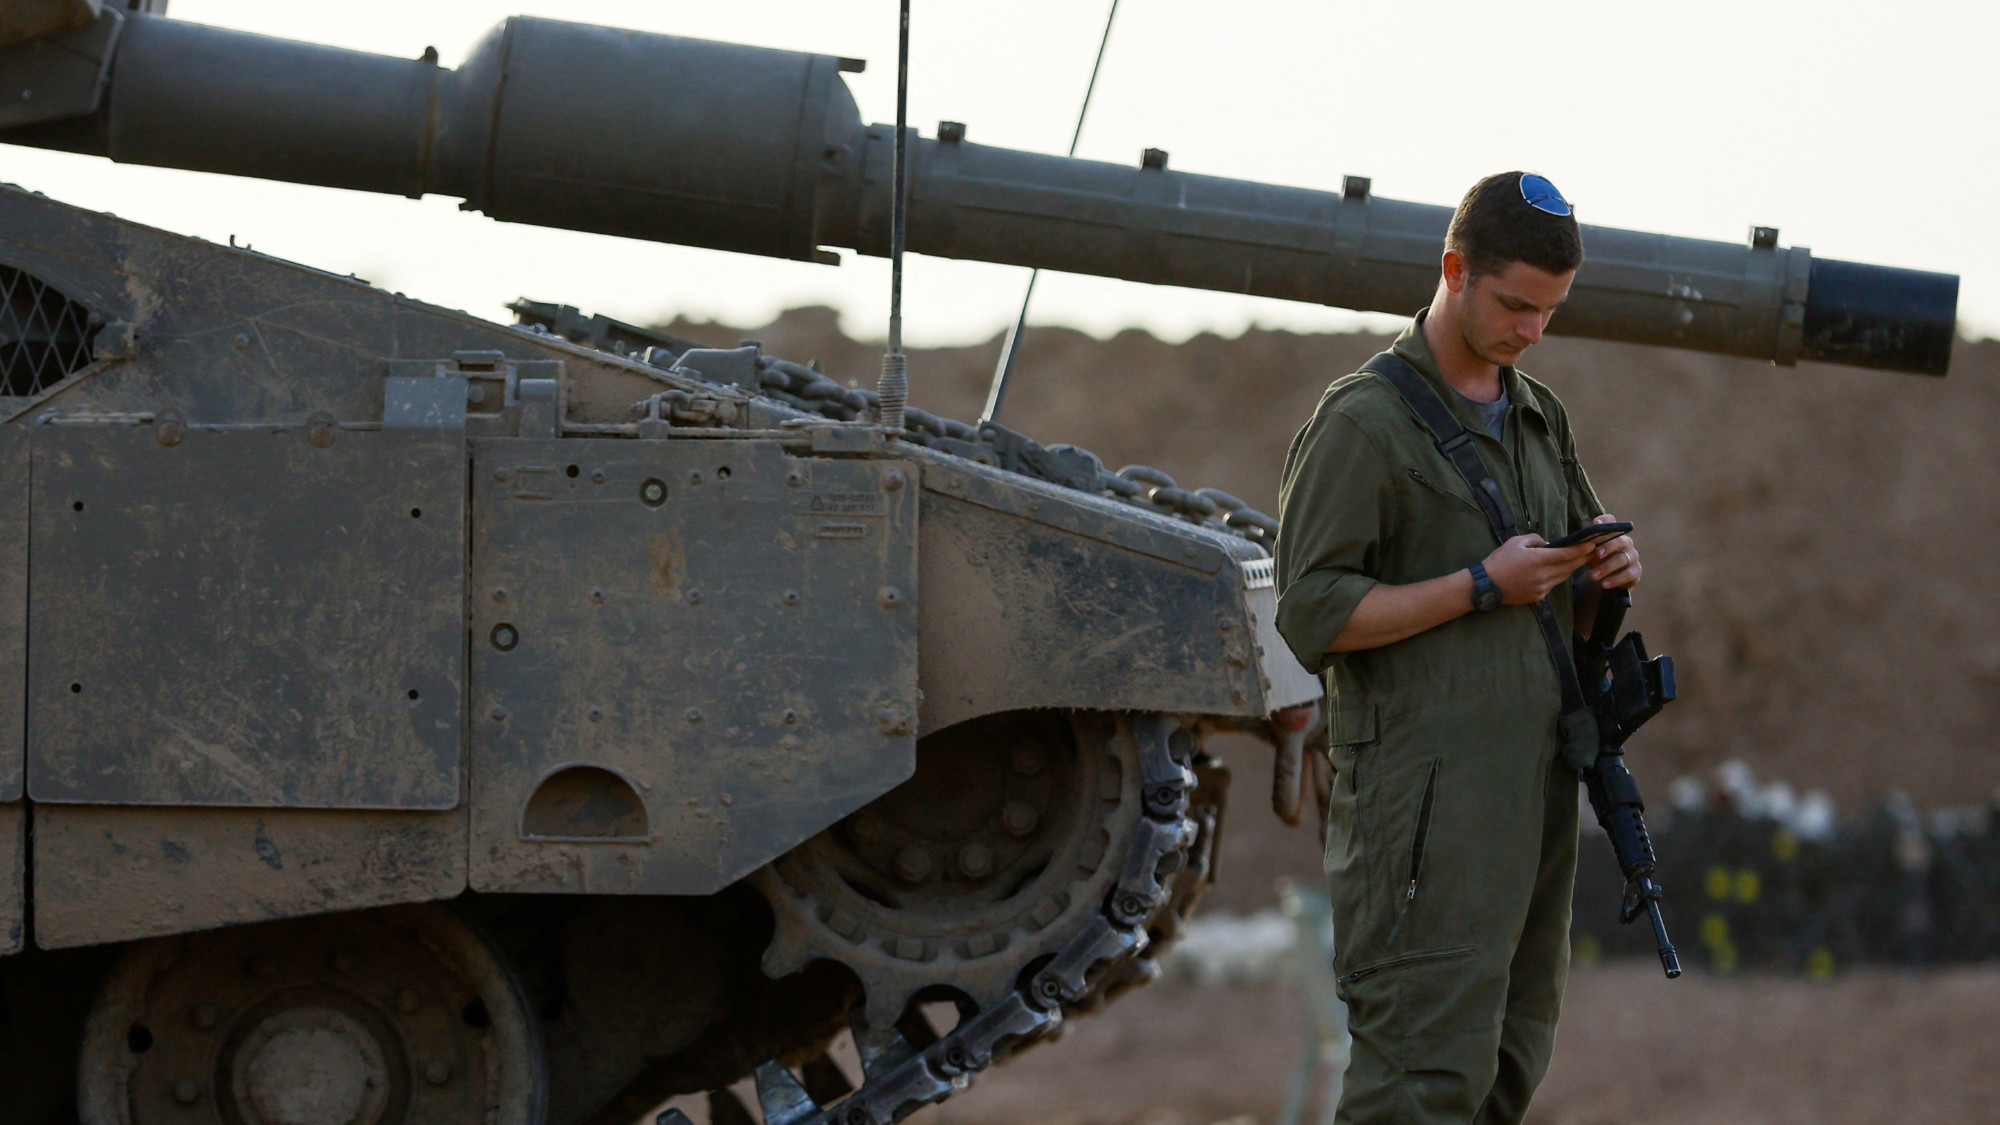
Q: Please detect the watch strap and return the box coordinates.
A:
[1468,560,1500,611]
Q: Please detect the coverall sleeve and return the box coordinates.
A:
[1273,403,1396,677]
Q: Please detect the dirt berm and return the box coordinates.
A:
[665,308,2000,813]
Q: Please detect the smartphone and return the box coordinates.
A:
[1540,521,1633,549]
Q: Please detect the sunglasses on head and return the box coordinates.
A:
[1519,173,1572,217]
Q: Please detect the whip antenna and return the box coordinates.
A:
[979,0,1122,425]
[876,0,913,433]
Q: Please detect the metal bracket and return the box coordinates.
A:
[780,418,888,455]
[90,319,135,362]
[672,344,762,392]
[632,388,745,437]
[384,375,468,432]
[0,7,122,129]
[517,379,559,439]
[974,420,1101,490]
[387,352,564,437]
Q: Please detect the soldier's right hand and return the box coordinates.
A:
[1483,534,1596,606]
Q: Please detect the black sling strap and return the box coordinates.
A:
[1360,351,1590,719]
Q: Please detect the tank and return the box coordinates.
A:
[0,6,1959,1125]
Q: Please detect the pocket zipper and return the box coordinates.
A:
[1405,760,1440,903]
[1338,943,1477,985]
[1405,468,1485,518]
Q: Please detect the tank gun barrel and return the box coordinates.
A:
[0,10,1956,375]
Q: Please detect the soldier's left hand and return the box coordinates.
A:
[1586,513,1641,589]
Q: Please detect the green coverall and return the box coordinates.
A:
[1274,313,1604,1124]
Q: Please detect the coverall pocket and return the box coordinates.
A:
[1404,759,1440,905]
[1337,943,1476,986]
[1327,701,1377,746]
[1332,943,1500,1121]
[1324,702,1377,792]
[1403,466,1486,520]
[1343,723,1442,952]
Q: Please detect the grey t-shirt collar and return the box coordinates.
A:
[1451,385,1509,442]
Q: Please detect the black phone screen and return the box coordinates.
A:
[1542,521,1633,549]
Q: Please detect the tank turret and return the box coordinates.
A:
[0,8,1958,374]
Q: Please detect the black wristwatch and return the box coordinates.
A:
[1468,561,1502,612]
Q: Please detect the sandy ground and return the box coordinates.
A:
[907,793,2000,1125]
[914,965,2000,1125]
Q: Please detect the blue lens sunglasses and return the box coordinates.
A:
[1519,173,1572,216]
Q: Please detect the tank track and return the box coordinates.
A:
[681,714,1208,1125]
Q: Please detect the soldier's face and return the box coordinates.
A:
[1457,260,1575,368]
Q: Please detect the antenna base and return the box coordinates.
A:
[876,351,908,434]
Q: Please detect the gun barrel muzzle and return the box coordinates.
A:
[1801,258,1958,375]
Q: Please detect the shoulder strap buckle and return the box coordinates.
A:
[1438,430,1477,457]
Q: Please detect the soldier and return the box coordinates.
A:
[1273,171,1641,1124]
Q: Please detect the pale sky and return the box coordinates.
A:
[4,0,1992,347]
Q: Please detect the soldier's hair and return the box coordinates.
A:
[1446,171,1584,280]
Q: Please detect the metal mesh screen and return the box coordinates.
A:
[1,264,99,397]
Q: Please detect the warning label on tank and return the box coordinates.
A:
[795,491,885,516]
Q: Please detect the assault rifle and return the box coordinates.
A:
[1575,587,1683,978]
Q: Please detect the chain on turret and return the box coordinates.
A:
[739,354,1281,551]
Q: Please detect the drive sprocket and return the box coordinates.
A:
[753,709,1144,1028]
[723,711,1204,1125]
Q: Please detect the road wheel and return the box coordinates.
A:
[78,903,545,1125]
